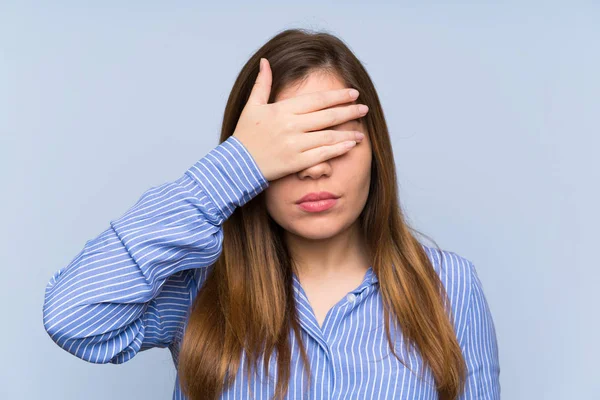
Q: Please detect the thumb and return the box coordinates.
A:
[247,58,272,106]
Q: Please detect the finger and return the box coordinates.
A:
[297,129,365,152]
[247,58,272,106]
[294,103,368,133]
[298,140,358,168]
[277,88,359,115]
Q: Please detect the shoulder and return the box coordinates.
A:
[420,243,480,342]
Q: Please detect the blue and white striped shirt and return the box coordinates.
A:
[42,135,500,399]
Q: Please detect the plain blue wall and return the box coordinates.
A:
[1,2,598,399]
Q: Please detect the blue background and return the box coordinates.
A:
[1,1,598,399]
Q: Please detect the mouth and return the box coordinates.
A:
[295,191,341,204]
[296,198,339,212]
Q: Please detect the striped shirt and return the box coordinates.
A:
[42,135,501,399]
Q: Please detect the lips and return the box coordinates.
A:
[296,191,340,204]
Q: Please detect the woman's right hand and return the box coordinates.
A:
[232,57,369,182]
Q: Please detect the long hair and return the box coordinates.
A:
[177,28,467,400]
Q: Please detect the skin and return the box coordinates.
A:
[263,72,373,325]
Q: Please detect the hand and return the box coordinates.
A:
[232,58,369,182]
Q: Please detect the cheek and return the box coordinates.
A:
[341,152,372,205]
[263,182,292,216]
[342,143,372,178]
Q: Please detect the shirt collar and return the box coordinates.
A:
[366,265,379,284]
[291,265,378,294]
[347,265,379,295]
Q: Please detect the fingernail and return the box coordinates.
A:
[355,132,365,140]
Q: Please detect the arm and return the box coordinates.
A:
[42,135,269,364]
[459,262,501,399]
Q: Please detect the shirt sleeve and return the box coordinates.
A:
[42,135,269,364]
[459,262,501,399]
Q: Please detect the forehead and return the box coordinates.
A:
[275,72,349,102]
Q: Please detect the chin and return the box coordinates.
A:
[287,221,345,241]
[294,230,339,241]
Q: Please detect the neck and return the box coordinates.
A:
[284,221,371,281]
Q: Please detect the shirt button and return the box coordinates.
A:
[346,293,356,303]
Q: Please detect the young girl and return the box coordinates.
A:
[43,29,500,400]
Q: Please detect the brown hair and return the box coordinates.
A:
[177,28,467,400]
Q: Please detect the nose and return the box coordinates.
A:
[296,160,332,180]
